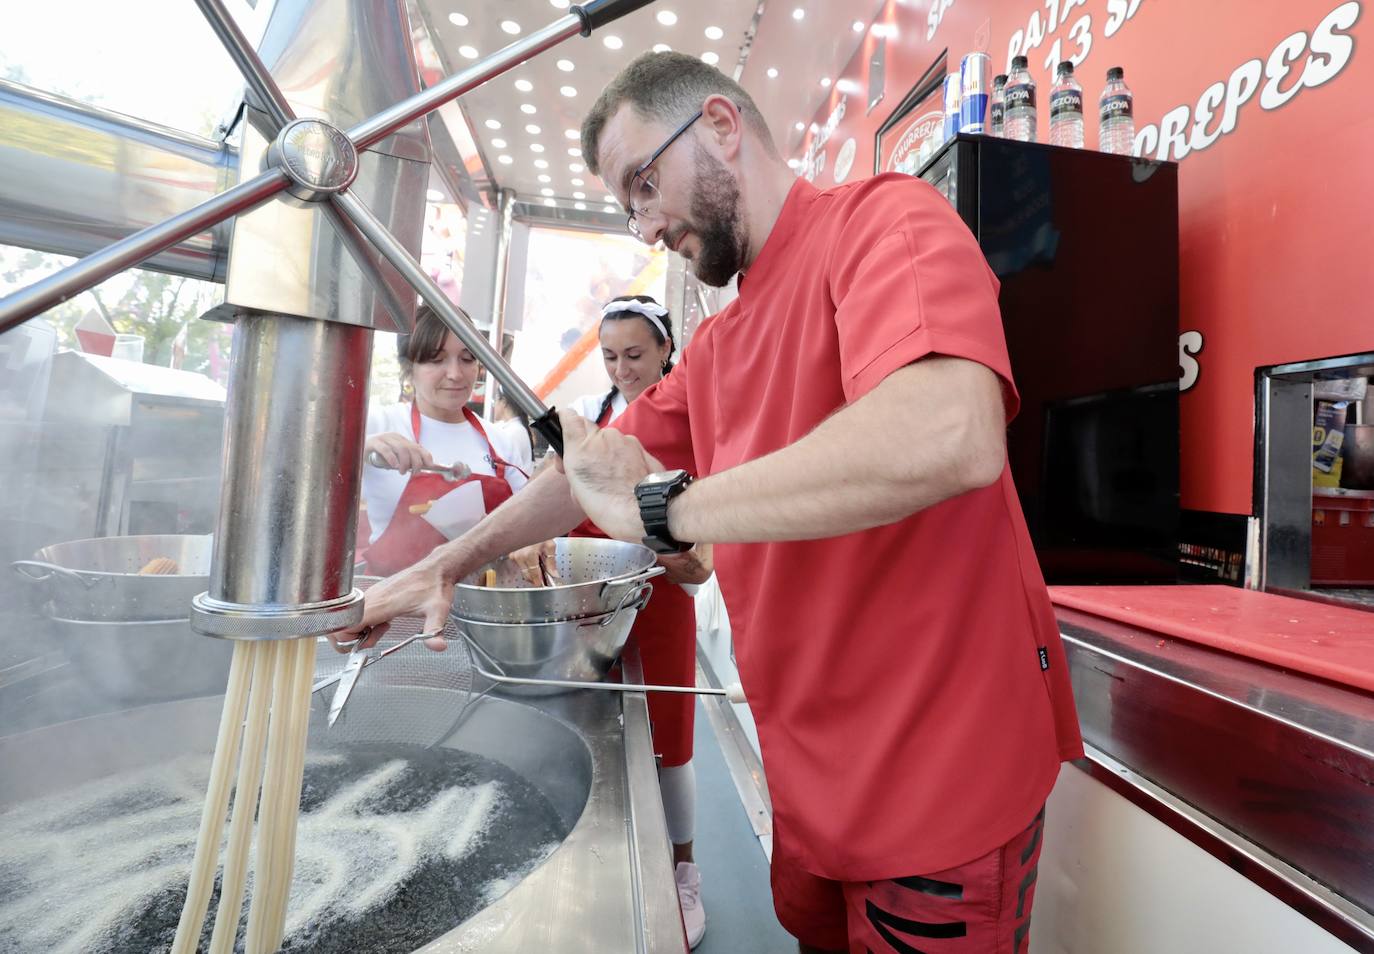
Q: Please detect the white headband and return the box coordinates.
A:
[601,299,670,343]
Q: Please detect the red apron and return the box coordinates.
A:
[573,400,697,767]
[365,403,526,576]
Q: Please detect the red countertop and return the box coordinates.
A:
[1049,585,1374,694]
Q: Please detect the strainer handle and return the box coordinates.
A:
[11,560,104,588]
[597,580,654,627]
[597,565,665,602]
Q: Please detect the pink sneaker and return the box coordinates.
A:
[675,861,706,949]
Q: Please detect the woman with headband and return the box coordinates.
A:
[527,293,712,948]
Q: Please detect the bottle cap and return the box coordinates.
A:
[1011,55,1028,70]
[1057,61,1074,75]
[1107,66,1124,81]
[993,74,1008,88]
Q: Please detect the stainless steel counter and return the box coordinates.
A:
[1059,608,1374,952]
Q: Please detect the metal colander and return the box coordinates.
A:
[452,538,663,623]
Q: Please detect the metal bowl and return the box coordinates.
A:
[12,534,212,621]
[43,615,234,704]
[456,595,649,692]
[451,538,662,624]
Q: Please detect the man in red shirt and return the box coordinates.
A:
[344,52,1082,954]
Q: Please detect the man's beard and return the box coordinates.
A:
[679,146,747,288]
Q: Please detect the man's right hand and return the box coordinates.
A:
[330,553,462,653]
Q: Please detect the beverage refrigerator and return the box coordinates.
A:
[917,134,1181,583]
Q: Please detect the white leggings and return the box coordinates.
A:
[658,760,697,846]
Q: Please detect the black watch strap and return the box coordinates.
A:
[635,470,694,554]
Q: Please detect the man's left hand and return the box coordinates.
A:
[557,408,663,542]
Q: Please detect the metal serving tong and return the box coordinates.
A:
[365,450,470,482]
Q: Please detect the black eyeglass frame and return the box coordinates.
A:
[624,108,704,238]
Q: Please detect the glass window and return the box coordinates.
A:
[0,0,274,138]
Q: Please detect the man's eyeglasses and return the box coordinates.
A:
[624,109,703,241]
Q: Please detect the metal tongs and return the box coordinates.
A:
[365,450,470,482]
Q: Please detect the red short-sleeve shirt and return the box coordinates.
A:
[614,174,1083,880]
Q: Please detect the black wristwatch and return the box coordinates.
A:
[635,469,695,554]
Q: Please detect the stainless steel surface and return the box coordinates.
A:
[458,599,647,689]
[14,533,212,621]
[467,648,739,699]
[43,616,235,704]
[0,79,235,284]
[366,449,471,482]
[348,13,584,151]
[227,112,425,333]
[1059,607,1374,945]
[192,0,296,134]
[483,189,517,421]
[1075,746,1374,954]
[0,653,688,952]
[193,313,370,639]
[696,653,774,859]
[331,188,550,422]
[266,118,360,201]
[453,538,663,623]
[1258,373,1314,590]
[0,167,287,335]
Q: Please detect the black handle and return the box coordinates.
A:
[571,0,658,36]
[531,407,564,457]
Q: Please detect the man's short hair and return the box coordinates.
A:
[580,51,777,178]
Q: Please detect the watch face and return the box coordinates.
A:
[643,469,687,487]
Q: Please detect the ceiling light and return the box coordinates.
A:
[820,76,832,87]
[426,189,444,201]
[538,174,552,183]
[521,103,537,114]
[853,20,865,32]
[498,154,513,165]
[657,10,678,26]
[575,202,587,210]
[653,43,671,53]
[515,79,533,93]
[549,0,569,7]
[458,45,478,59]
[534,158,549,169]
[767,67,778,78]
[569,162,584,173]
[568,146,582,156]
[491,137,507,148]
[544,197,557,207]
[448,12,468,26]
[602,194,615,203]
[526,124,541,134]
[704,25,724,40]
[560,85,578,97]
[564,129,579,140]
[571,177,584,186]
[787,158,801,169]
[573,191,586,199]
[540,188,554,197]
[501,20,521,34]
[794,121,804,131]
[701,51,719,65]
[556,59,575,72]
[484,118,501,130]
[792,8,805,20]
[530,143,545,153]
[603,204,616,213]
[603,34,623,50]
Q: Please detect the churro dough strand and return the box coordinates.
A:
[170,640,254,954]
[207,641,274,954]
[266,637,318,942]
[244,640,297,954]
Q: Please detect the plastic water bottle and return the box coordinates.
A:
[1049,61,1084,148]
[1098,66,1135,155]
[1003,56,1036,143]
[989,74,1007,137]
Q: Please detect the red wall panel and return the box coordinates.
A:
[793,0,1373,517]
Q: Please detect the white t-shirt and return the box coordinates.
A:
[568,388,628,425]
[363,403,533,542]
